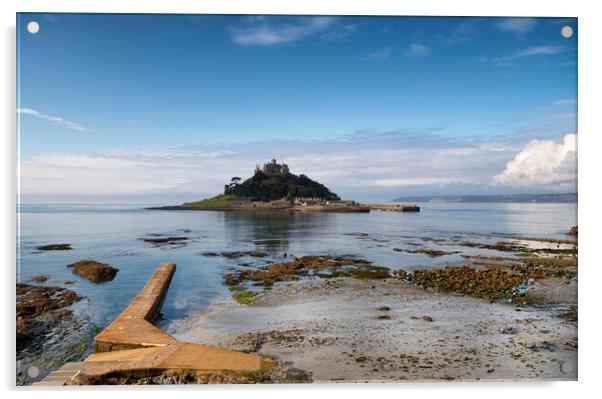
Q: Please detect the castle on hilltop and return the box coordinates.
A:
[255,159,290,176]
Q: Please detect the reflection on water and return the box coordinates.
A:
[17,202,576,329]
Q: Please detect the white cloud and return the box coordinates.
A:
[17,108,40,116]
[446,19,483,44]
[516,46,564,57]
[24,129,575,201]
[496,18,537,35]
[551,112,577,120]
[20,130,521,200]
[321,24,357,41]
[361,47,391,61]
[405,43,431,58]
[229,17,336,46]
[373,177,471,187]
[493,134,577,189]
[17,108,90,132]
[33,154,139,169]
[482,45,566,67]
[553,99,577,105]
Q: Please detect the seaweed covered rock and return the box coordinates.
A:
[67,260,119,283]
[224,255,390,287]
[16,283,82,350]
[413,266,524,297]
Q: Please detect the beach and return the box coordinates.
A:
[171,275,577,382]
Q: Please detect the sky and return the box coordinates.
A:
[16,14,578,203]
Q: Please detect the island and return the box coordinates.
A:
[151,159,386,213]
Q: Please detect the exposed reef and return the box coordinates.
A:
[224,256,390,287]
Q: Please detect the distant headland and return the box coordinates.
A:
[150,159,419,213]
[393,193,577,204]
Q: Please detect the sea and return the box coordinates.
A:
[17,202,577,332]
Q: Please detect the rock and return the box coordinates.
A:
[16,283,82,350]
[500,326,518,334]
[141,236,188,246]
[410,315,434,322]
[568,226,578,236]
[67,260,119,283]
[281,367,312,383]
[401,249,460,257]
[224,251,269,259]
[36,244,72,251]
[528,341,556,352]
[31,276,47,283]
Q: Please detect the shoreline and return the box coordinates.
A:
[147,204,418,213]
[171,276,577,382]
[147,205,371,213]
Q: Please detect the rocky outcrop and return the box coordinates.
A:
[16,283,82,350]
[67,260,119,283]
[141,236,188,247]
[37,244,72,251]
[224,256,390,287]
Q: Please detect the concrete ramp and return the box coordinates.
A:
[35,262,262,385]
[93,262,176,352]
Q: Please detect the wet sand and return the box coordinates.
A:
[171,277,577,382]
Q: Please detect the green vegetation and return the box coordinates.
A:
[183,194,232,208]
[232,291,259,305]
[228,286,247,292]
[225,169,339,202]
[37,324,100,369]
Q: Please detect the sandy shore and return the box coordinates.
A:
[171,277,577,382]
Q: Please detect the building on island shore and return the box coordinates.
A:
[294,197,360,207]
[231,197,292,210]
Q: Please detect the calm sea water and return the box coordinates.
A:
[17,202,577,330]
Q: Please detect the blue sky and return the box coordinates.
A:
[16,14,577,203]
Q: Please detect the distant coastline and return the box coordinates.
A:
[393,193,577,204]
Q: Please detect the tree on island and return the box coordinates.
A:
[224,177,243,194]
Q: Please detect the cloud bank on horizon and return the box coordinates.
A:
[16,14,577,202]
[19,131,577,202]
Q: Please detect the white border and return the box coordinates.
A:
[3,1,601,398]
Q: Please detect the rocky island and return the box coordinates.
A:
[151,159,371,213]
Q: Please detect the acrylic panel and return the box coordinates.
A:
[16,13,578,385]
